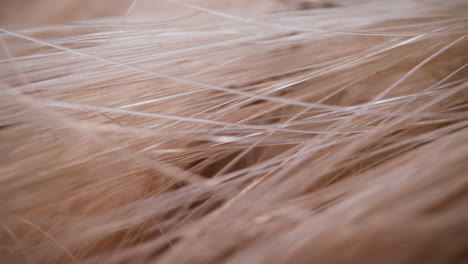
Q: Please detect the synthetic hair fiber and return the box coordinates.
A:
[1,0,468,263]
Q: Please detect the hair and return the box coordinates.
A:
[1,0,467,263]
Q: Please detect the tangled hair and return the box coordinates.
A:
[1,0,467,263]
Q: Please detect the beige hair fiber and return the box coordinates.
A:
[1,0,468,263]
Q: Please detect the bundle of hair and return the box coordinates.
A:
[1,0,467,263]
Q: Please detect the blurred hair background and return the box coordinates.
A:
[1,0,467,263]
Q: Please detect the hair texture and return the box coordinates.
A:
[1,0,468,263]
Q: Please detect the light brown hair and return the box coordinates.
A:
[1,0,467,263]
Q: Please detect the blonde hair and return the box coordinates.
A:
[1,0,467,263]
